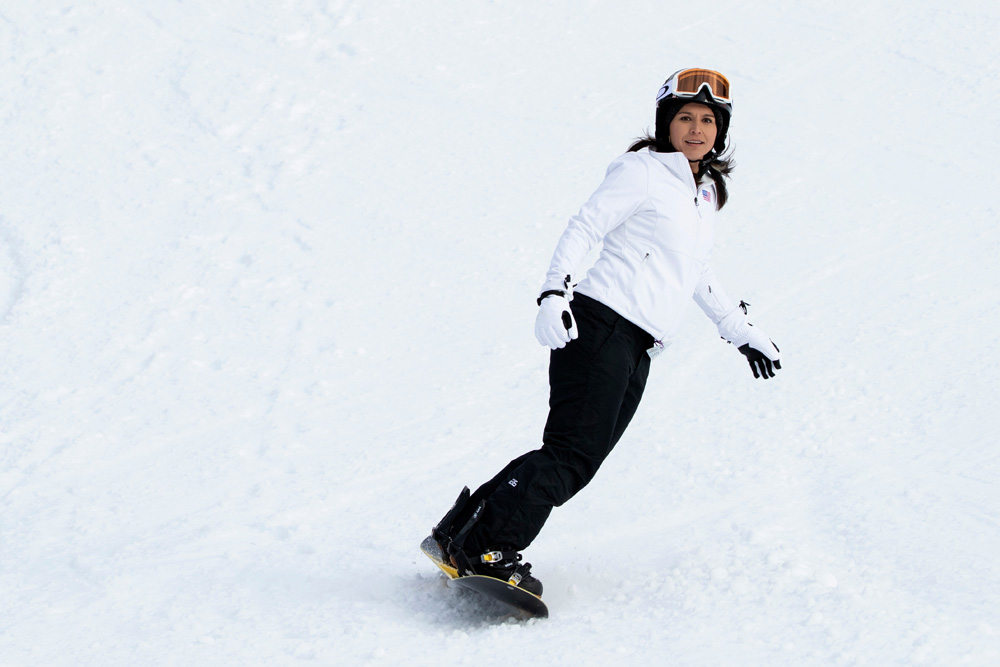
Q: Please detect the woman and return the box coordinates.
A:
[431,69,781,596]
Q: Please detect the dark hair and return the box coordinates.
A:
[627,133,735,210]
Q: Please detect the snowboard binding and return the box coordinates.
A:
[431,487,542,596]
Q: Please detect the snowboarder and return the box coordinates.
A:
[431,68,781,597]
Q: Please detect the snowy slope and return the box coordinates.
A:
[1,1,999,665]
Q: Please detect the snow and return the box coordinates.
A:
[1,0,999,664]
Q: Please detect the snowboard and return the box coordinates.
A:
[420,535,548,619]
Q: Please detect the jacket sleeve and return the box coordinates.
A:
[692,264,753,347]
[540,154,649,293]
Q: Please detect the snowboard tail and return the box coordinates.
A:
[420,535,548,619]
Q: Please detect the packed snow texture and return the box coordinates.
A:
[2,1,999,665]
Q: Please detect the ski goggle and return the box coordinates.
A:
[656,68,731,105]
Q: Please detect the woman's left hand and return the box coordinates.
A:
[737,329,781,379]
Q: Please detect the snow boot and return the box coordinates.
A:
[433,488,543,596]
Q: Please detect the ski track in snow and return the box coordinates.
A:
[1,1,999,665]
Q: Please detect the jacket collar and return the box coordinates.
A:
[648,148,698,190]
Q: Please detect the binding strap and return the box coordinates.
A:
[447,499,486,576]
[480,549,521,565]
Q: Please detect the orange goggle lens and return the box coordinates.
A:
[672,68,731,103]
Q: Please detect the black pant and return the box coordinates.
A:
[464,294,654,553]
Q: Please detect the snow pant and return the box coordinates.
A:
[463,293,655,554]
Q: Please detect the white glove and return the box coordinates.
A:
[718,304,781,379]
[737,326,781,379]
[534,295,578,349]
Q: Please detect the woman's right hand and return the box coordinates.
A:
[534,295,578,349]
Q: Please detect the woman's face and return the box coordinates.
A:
[668,102,718,164]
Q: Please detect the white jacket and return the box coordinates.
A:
[541,148,752,346]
